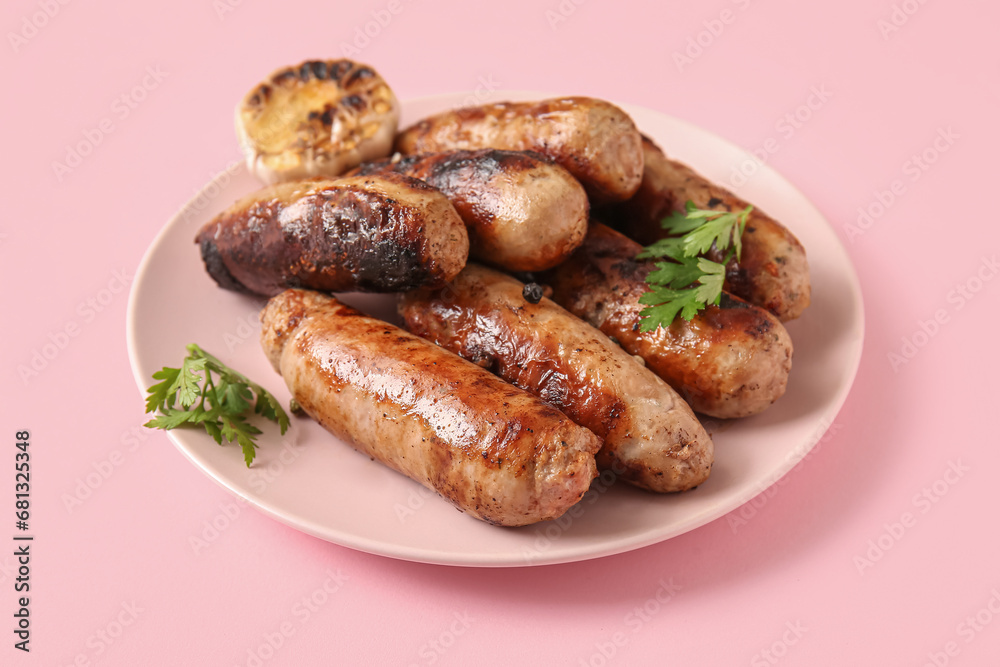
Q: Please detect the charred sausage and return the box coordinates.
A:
[196,172,468,296]
[349,149,588,271]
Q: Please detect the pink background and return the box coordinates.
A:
[3,0,998,665]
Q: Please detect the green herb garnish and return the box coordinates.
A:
[144,344,289,466]
[636,201,753,331]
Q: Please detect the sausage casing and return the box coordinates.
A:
[394,97,643,204]
[196,172,468,296]
[539,223,792,419]
[349,149,588,271]
[259,289,601,526]
[399,265,713,493]
[599,136,810,321]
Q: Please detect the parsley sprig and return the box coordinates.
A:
[144,344,289,466]
[636,201,753,331]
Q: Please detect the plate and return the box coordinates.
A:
[126,92,864,567]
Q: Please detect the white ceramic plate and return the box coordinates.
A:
[126,92,864,567]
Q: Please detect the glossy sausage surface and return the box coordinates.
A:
[260,289,601,526]
[599,136,810,321]
[395,97,643,204]
[399,265,713,493]
[196,173,468,296]
[349,149,588,271]
[540,223,793,419]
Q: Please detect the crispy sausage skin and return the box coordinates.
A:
[399,265,713,493]
[539,223,793,419]
[599,136,810,321]
[394,97,643,204]
[260,289,601,527]
[349,149,588,271]
[195,172,468,296]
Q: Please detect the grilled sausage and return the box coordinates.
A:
[195,172,468,296]
[394,97,643,204]
[349,149,588,271]
[399,265,713,493]
[539,223,792,419]
[599,136,810,321]
[260,289,601,526]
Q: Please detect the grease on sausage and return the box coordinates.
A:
[539,223,793,419]
[599,136,810,321]
[260,289,601,526]
[349,149,588,271]
[399,264,713,493]
[395,97,643,204]
[195,173,468,296]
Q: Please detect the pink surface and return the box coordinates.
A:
[2,1,997,665]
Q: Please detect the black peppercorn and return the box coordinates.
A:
[522,282,544,304]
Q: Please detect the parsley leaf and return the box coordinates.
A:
[637,201,752,329]
[143,344,289,467]
[661,200,753,260]
[638,286,703,332]
[645,255,704,290]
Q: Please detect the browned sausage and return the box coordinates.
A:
[195,172,468,296]
[348,149,588,271]
[399,264,713,493]
[598,136,810,321]
[539,223,793,419]
[394,97,643,204]
[260,289,601,526]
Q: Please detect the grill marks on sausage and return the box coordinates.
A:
[259,289,602,525]
[539,223,792,419]
[394,97,643,203]
[402,269,644,451]
[354,149,540,194]
[599,134,809,320]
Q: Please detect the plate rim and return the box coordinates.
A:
[126,91,866,567]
